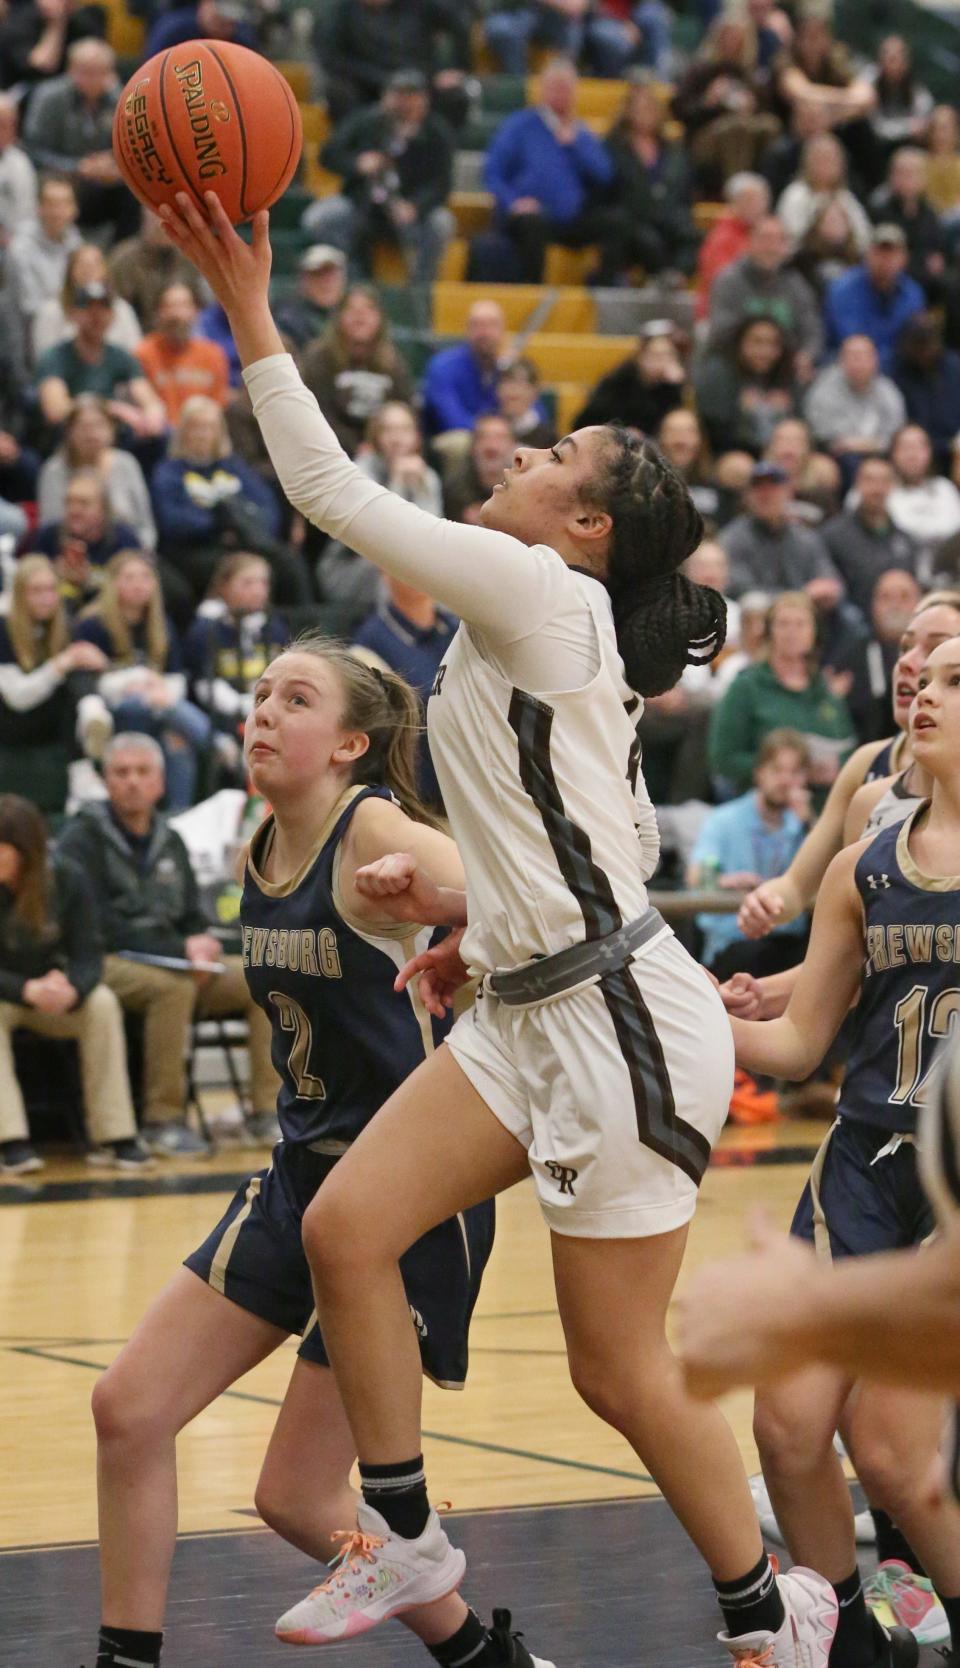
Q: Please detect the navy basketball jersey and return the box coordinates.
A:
[241,786,450,1148]
[840,806,960,1134]
[865,733,906,784]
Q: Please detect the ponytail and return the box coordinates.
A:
[592,427,727,697]
[288,632,444,830]
[614,571,728,698]
[359,662,445,831]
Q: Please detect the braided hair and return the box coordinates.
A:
[592,426,727,697]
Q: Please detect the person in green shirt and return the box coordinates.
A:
[33,282,166,443]
[709,589,855,805]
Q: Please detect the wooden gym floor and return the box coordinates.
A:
[0,1120,888,1666]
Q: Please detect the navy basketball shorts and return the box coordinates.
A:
[185,1142,495,1388]
[791,1114,935,1261]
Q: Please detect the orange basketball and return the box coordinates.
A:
[112,40,302,223]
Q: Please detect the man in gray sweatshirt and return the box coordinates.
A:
[721,462,843,598]
[707,215,824,369]
[804,335,906,460]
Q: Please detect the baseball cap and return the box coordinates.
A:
[750,462,789,485]
[299,244,346,274]
[871,223,907,249]
[387,68,428,94]
[639,318,676,340]
[73,282,113,307]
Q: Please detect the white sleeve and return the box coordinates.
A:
[243,354,572,645]
[0,659,64,711]
[199,676,252,719]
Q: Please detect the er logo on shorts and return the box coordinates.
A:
[544,1161,579,1195]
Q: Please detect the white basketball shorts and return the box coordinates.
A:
[447,932,733,1239]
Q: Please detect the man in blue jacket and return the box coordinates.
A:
[824,224,925,375]
[483,57,624,282]
[421,299,508,438]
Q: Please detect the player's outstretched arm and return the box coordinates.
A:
[737,739,890,938]
[339,798,467,930]
[160,193,568,642]
[731,843,865,1080]
[678,1212,960,1399]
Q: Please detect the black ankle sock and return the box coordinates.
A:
[714,1552,785,1638]
[429,1609,490,1667]
[871,1509,927,1575]
[358,1455,430,1539]
[829,1570,885,1668]
[939,1594,960,1654]
[96,1625,163,1667]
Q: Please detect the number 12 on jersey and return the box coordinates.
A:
[893,984,960,1106]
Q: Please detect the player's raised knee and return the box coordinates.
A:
[566,1350,633,1431]
[753,1392,832,1476]
[91,1364,164,1445]
[301,1176,362,1279]
[850,1431,914,1519]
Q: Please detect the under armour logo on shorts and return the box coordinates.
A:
[544,1161,578,1195]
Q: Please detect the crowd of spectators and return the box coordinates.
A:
[3,0,960,1159]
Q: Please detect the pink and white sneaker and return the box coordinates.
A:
[275,1502,466,1646]
[865,1559,949,1646]
[719,1567,839,1668]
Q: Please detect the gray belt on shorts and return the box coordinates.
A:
[487,905,667,1006]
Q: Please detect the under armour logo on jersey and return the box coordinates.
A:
[866,873,892,890]
[430,665,447,698]
[544,1161,578,1195]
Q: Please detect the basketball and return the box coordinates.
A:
[112,40,302,223]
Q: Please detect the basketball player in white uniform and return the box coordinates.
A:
[161,192,839,1668]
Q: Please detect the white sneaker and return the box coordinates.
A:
[749,1472,875,1546]
[275,1503,465,1645]
[720,1567,838,1667]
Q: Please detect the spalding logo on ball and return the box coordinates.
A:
[112,40,303,223]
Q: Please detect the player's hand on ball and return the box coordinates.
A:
[159,191,271,315]
[395,929,470,1020]
[677,1214,818,1398]
[737,880,785,940]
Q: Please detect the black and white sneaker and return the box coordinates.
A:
[0,1138,44,1175]
[86,1138,156,1172]
[489,1609,556,1668]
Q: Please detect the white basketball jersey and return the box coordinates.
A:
[861,773,927,839]
[427,570,666,975]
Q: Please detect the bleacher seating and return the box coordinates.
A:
[266,55,721,420]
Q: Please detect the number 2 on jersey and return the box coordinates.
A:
[268,991,326,1100]
[893,984,960,1106]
